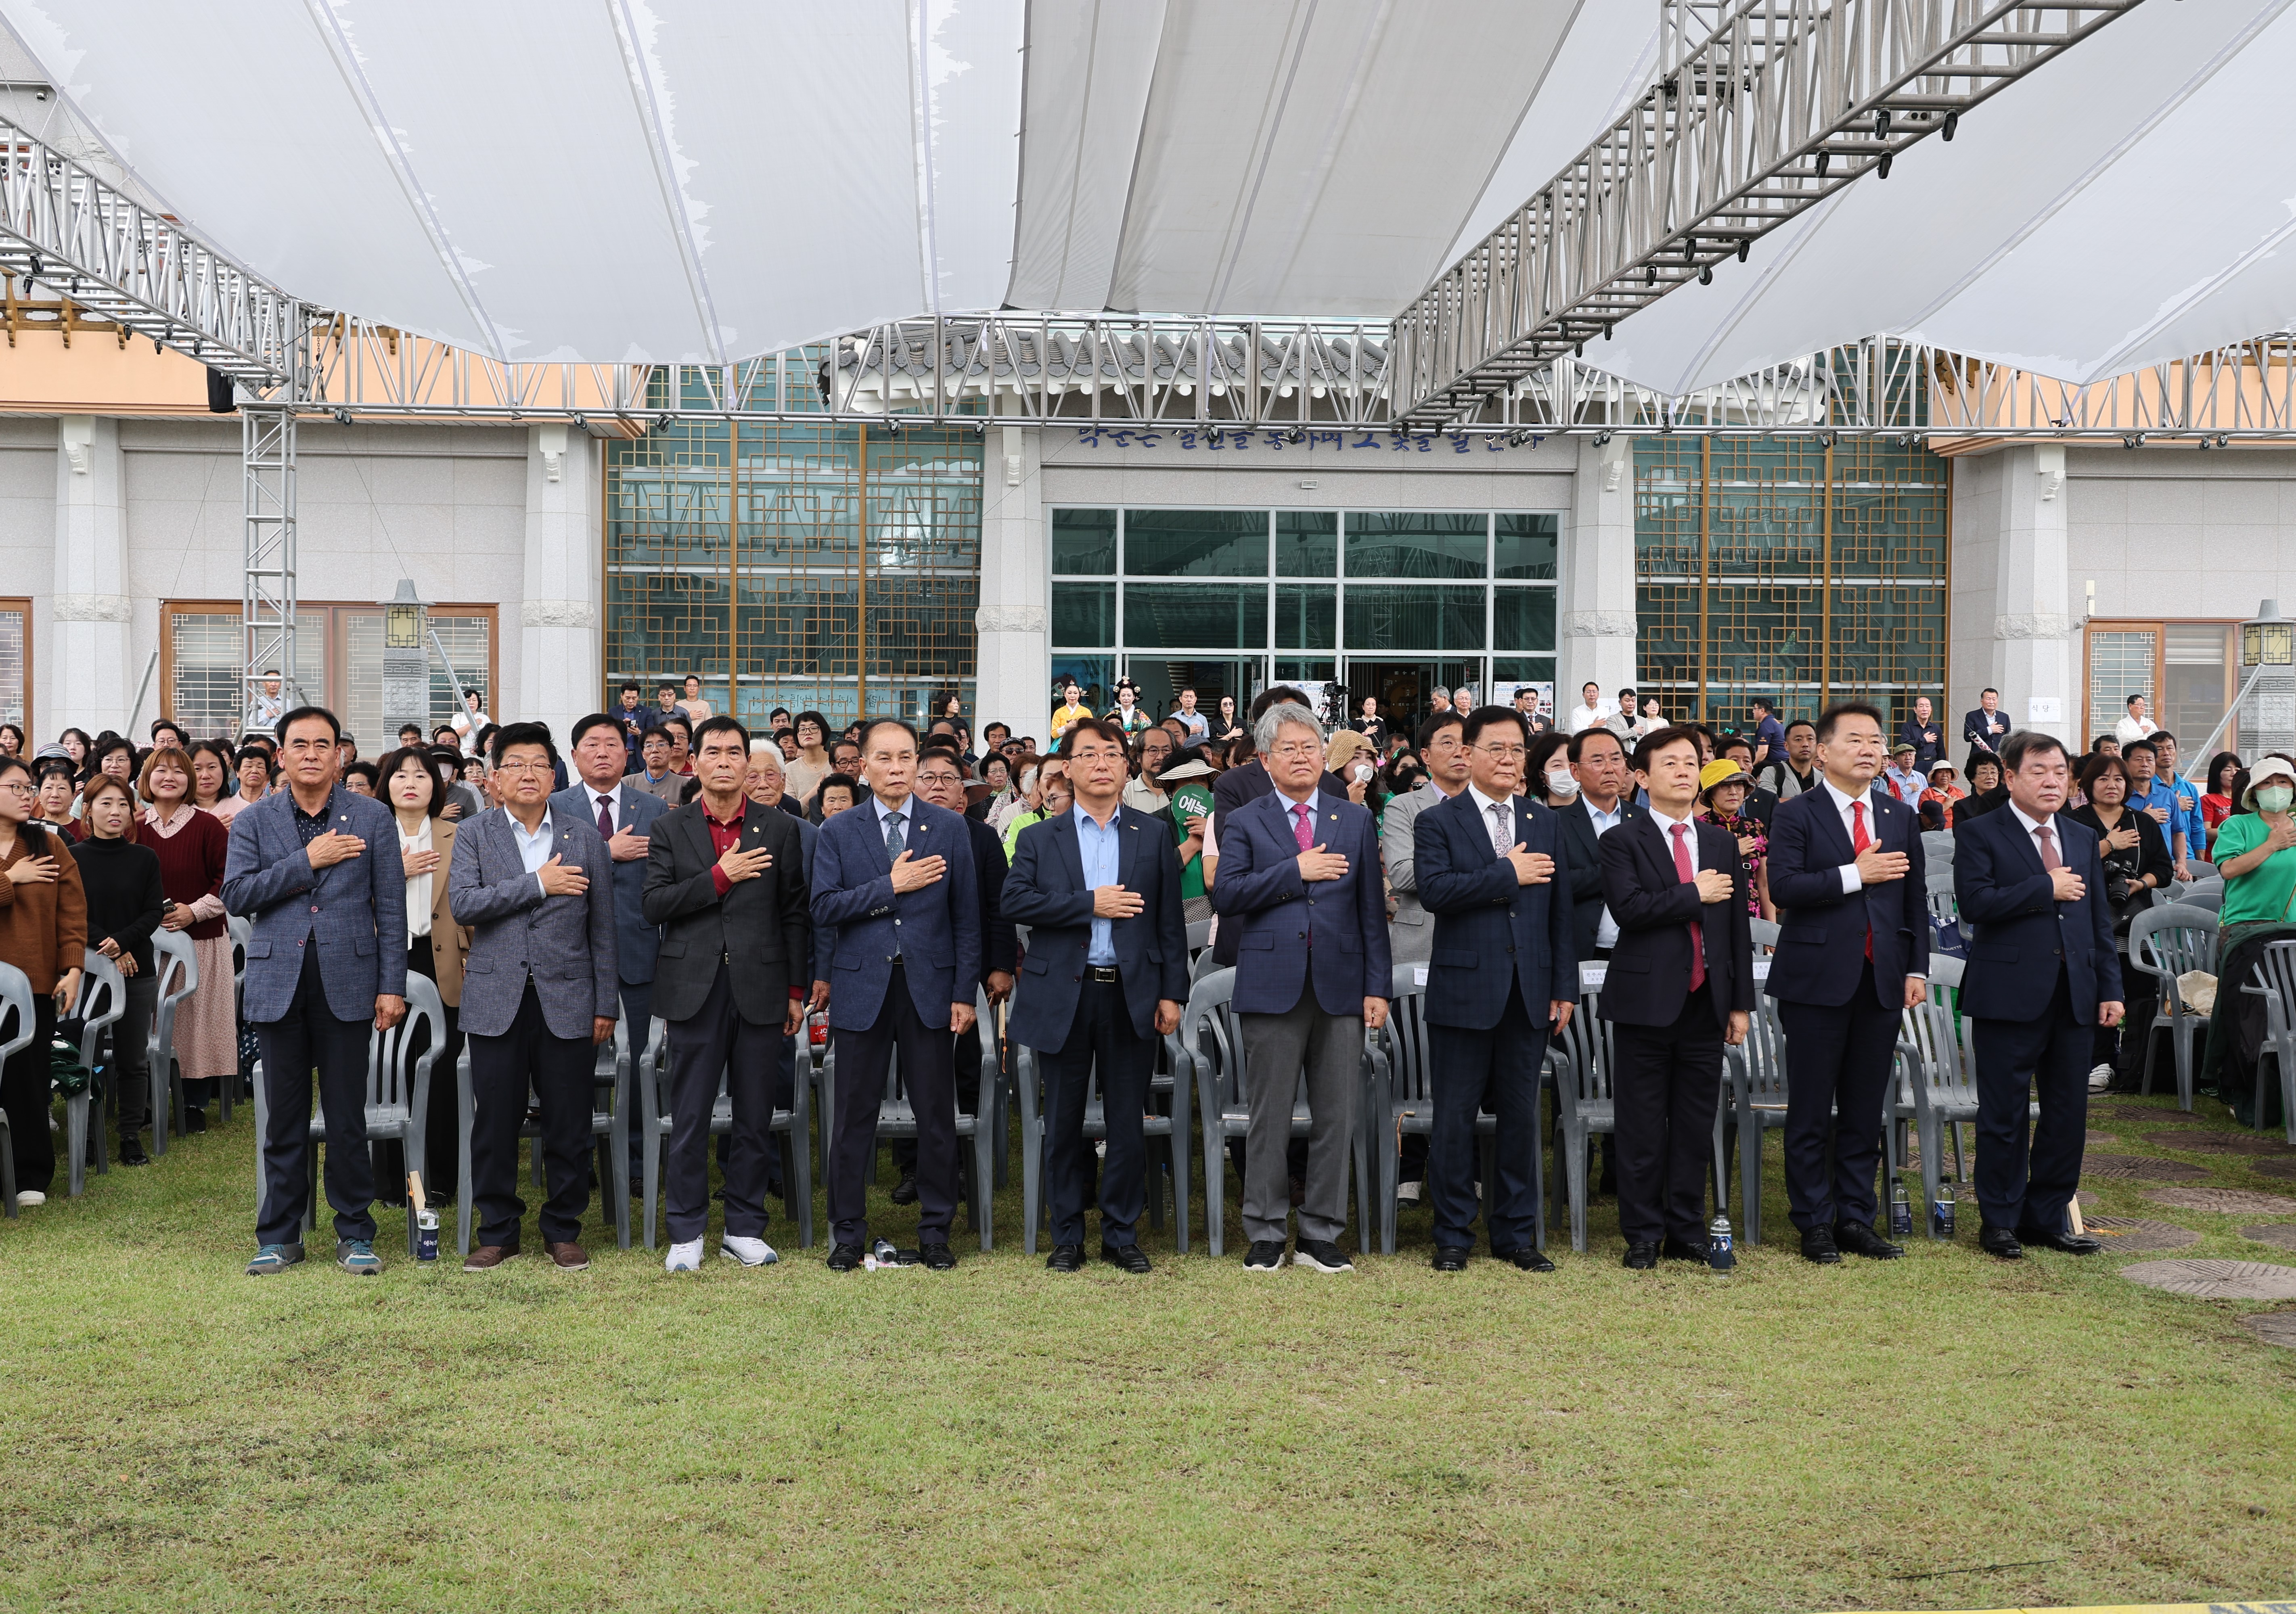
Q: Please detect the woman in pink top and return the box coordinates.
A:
[138,746,235,1131]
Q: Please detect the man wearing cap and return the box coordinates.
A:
[1882,744,1927,808]
[1765,702,1927,1264]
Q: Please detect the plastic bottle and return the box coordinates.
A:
[1708,1212,1735,1271]
[1932,1183,1956,1239]
[1890,1178,1913,1238]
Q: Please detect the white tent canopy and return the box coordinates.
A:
[2,0,2291,389]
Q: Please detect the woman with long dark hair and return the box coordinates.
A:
[2200,750,2244,857]
[138,746,234,1132]
[2067,752,2168,1091]
[0,754,86,1205]
[70,774,165,1165]
[379,746,469,1200]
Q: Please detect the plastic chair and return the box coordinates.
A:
[634,1013,807,1253]
[223,915,251,1123]
[2125,903,2218,1112]
[822,987,1000,1251]
[1921,830,1955,868]
[1013,1007,1192,1255]
[1185,918,1212,957]
[1721,994,1792,1244]
[1891,957,2034,1235]
[253,970,444,1255]
[1363,961,1547,1257]
[2238,940,2296,1143]
[0,961,33,1217]
[66,949,127,1198]
[1749,918,1780,955]
[1549,962,1617,1253]
[1175,967,1375,1258]
[145,929,198,1154]
[2174,886,2223,915]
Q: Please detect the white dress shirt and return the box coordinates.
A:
[583,783,621,836]
[1467,784,1515,856]
[1567,700,1614,734]
[401,816,434,947]
[1584,795,1626,949]
[506,806,556,899]
[1823,778,1880,895]
[1646,803,1702,873]
[2114,715,2158,745]
[2008,800,2064,865]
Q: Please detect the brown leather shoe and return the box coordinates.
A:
[463,1244,517,1272]
[546,1241,591,1271]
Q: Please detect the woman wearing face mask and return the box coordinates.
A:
[1526,733,1576,806]
[2068,752,2168,1092]
[989,756,1038,836]
[2201,754,2296,1121]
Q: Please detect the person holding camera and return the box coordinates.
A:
[2066,751,2169,1091]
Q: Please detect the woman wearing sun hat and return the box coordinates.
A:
[1696,757,1773,922]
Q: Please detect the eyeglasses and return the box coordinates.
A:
[494,759,553,775]
[1473,744,1527,760]
[0,780,32,796]
[1268,742,1323,759]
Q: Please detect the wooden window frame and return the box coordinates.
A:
[2082,617,2239,755]
[159,599,500,725]
[0,596,29,741]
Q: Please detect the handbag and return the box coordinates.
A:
[48,1028,93,1098]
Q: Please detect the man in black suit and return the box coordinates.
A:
[1898,696,1945,772]
[639,716,812,1273]
[1963,688,2010,761]
[1763,702,1927,1264]
[1598,726,1754,1269]
[1954,730,2123,1259]
[1002,718,1187,1272]
[1555,725,1639,966]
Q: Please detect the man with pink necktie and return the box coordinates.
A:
[1209,699,1390,1275]
[1598,725,1754,1270]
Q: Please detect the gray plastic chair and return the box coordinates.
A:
[1921,830,1956,868]
[455,1012,633,1255]
[2238,940,2296,1144]
[2125,903,2218,1112]
[1721,994,1792,1244]
[67,949,127,1198]
[817,986,999,1251]
[2173,886,2222,915]
[255,970,444,1255]
[1892,956,2034,1235]
[1176,966,1375,1258]
[1014,1011,1191,1255]
[1185,918,1212,956]
[223,915,251,1124]
[0,961,32,1217]
[1549,962,1617,1253]
[634,1013,806,1253]
[145,928,198,1154]
[1749,917,1781,955]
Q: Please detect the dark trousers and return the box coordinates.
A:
[109,971,159,1139]
[1039,977,1153,1248]
[256,947,376,1248]
[605,978,651,1190]
[375,938,463,1202]
[0,992,57,1194]
[664,962,786,1244]
[894,1022,984,1177]
[468,980,595,1248]
[828,962,956,1248]
[1428,983,1549,1253]
[1776,960,1900,1232]
[1973,968,2091,1234]
[1610,984,1724,1246]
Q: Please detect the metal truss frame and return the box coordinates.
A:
[1388,0,2143,426]
[241,403,300,717]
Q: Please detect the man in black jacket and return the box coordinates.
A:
[1554,725,1639,965]
[640,716,812,1273]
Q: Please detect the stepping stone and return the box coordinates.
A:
[2145,1185,2296,1216]
[2082,1154,2210,1181]
[2085,1217,2201,1252]
[2239,1223,2296,1250]
[2255,1158,2296,1180]
[2144,1130,2291,1155]
[2084,1129,2116,1148]
[2245,1311,2296,1348]
[2118,1259,2296,1300]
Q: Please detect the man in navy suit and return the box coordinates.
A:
[812,719,982,1271]
[1954,730,2124,1259]
[1764,702,1928,1264]
[1963,688,2009,761]
[449,723,620,1272]
[1209,700,1390,1274]
[222,705,406,1277]
[1003,718,1187,1273]
[554,712,670,1190]
[1413,705,1575,1272]
[1598,726,1753,1269]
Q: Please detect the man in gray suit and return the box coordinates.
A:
[554,713,671,1188]
[449,723,619,1271]
[221,705,406,1277]
[1383,710,1471,967]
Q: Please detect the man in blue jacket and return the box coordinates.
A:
[811,719,982,1271]
[1002,718,1187,1273]
[1209,700,1390,1275]
[1413,705,1574,1272]
[222,705,406,1277]
[1954,730,2124,1259]
[1764,702,1927,1264]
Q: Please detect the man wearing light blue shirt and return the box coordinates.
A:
[2151,732,2206,875]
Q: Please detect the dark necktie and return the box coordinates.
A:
[596,792,613,840]
[885,809,906,860]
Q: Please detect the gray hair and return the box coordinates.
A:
[1254,701,1324,755]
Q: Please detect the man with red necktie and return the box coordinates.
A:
[1763,703,1928,1265]
[1598,726,1753,1269]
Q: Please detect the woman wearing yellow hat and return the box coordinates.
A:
[1698,757,1774,922]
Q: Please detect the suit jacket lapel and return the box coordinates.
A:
[679,802,716,875]
[1808,786,1858,867]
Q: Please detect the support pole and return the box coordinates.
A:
[243,403,300,717]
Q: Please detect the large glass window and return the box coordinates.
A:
[0,599,25,736]
[1124,510,1268,577]
[1344,512,1486,579]
[1124,583,1269,649]
[2085,621,2236,755]
[1344,585,1485,652]
[1277,511,1337,577]
[163,602,491,742]
[1051,508,1117,576]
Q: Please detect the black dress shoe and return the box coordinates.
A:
[1045,1243,1084,1273]
[1501,1246,1557,1273]
[118,1135,150,1168]
[1431,1245,1471,1272]
[1978,1225,2024,1260]
[1622,1241,1659,1270]
[826,1242,866,1272]
[890,1173,920,1206]
[1100,1244,1153,1275]
[1834,1220,1905,1259]
[1660,1236,1711,1263]
[1800,1225,1842,1265]
[184,1108,207,1135]
[919,1241,957,1271]
[2016,1225,2103,1255]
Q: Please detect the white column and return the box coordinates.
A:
[1560,435,1639,711]
[52,415,134,737]
[1988,443,2075,743]
[518,423,601,742]
[973,425,1047,737]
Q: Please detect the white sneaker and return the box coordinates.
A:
[14,1190,44,1208]
[1395,1181,1422,1204]
[720,1235,779,1267]
[2087,1062,2115,1091]
[663,1238,704,1273]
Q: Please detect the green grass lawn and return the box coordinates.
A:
[2,1091,2292,1614]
